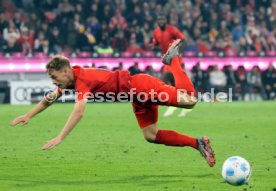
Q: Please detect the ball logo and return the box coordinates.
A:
[229,157,238,161]
[226,167,234,176]
[240,163,248,172]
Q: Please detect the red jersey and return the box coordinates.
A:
[153,24,185,54]
[60,66,132,101]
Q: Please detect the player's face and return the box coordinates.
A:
[48,68,73,89]
[157,18,166,30]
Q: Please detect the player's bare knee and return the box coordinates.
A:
[187,96,197,108]
[141,124,159,143]
[143,130,157,142]
[144,134,156,143]
[178,93,197,108]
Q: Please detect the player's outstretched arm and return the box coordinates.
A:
[41,99,87,150]
[11,89,61,126]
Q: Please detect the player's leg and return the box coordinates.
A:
[131,73,197,109]
[132,103,197,147]
[168,57,196,97]
[142,123,197,148]
[163,107,177,117]
[131,74,215,166]
[161,72,177,117]
[162,40,198,108]
[178,108,192,117]
[178,60,193,117]
[142,123,216,167]
[131,102,215,167]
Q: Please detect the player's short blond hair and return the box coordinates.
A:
[46,55,70,71]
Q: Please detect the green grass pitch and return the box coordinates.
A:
[0,102,275,191]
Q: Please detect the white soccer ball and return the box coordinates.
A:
[222,156,252,186]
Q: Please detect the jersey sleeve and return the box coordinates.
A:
[171,26,185,40]
[76,85,91,102]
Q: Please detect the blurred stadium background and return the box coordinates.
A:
[1,1,276,190]
[0,0,276,104]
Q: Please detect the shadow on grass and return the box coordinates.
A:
[0,173,214,188]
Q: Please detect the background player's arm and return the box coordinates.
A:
[151,32,159,50]
[172,27,185,41]
[11,89,61,126]
[41,99,87,150]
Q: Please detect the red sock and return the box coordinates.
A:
[155,130,198,149]
[169,57,197,96]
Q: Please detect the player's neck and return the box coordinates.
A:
[160,25,166,31]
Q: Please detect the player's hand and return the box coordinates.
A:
[11,115,30,126]
[42,136,62,150]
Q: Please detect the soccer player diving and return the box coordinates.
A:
[11,40,216,167]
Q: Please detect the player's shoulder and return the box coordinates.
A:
[153,27,160,34]
[72,65,94,78]
[72,65,87,72]
[167,24,178,30]
[72,65,81,69]
[72,65,95,72]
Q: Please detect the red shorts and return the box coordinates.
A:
[130,74,179,128]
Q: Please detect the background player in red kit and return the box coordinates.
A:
[11,40,215,167]
[153,15,192,117]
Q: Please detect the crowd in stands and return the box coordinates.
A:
[0,0,276,56]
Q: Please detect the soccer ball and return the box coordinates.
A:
[222,156,252,186]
